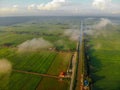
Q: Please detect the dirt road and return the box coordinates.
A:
[69,51,77,90]
[13,69,59,79]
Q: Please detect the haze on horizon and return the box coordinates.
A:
[0,0,120,16]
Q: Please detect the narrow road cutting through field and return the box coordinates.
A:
[13,69,59,79]
[69,51,77,90]
[75,21,88,90]
[69,22,84,90]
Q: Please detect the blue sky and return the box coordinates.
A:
[0,0,120,16]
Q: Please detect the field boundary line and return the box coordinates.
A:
[13,69,59,79]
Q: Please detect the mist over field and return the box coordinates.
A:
[18,38,52,52]
[0,59,12,74]
[94,18,113,29]
[84,18,115,37]
[64,29,80,41]
[0,59,12,89]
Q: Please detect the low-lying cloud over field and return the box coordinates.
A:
[94,18,112,29]
[18,38,52,52]
[0,59,12,74]
[84,18,113,36]
[64,29,80,41]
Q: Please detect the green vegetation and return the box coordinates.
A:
[0,21,76,90]
[0,22,76,51]
[37,77,69,90]
[37,52,71,90]
[87,25,120,90]
[47,52,71,75]
[9,72,41,90]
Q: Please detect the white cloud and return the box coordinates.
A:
[13,5,19,8]
[108,3,120,14]
[28,4,36,10]
[18,38,52,52]
[0,5,19,14]
[94,18,112,29]
[92,0,111,10]
[27,0,67,11]
[0,0,120,16]
[112,11,120,14]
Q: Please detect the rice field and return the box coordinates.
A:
[0,20,75,90]
[88,25,120,90]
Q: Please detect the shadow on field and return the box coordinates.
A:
[86,45,105,90]
[92,86,105,90]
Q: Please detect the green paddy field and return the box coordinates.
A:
[88,24,120,90]
[0,19,76,90]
